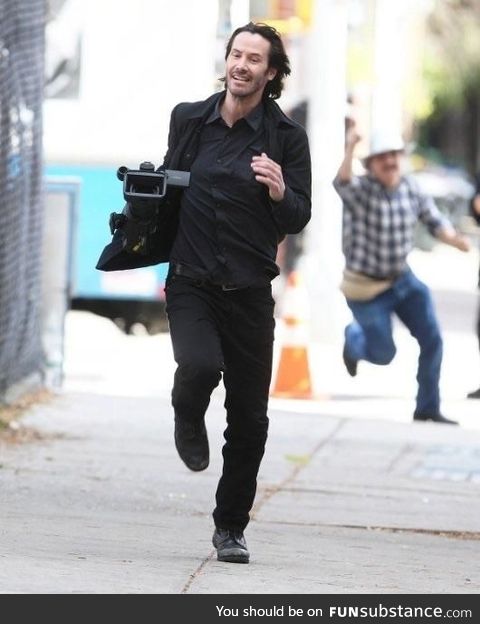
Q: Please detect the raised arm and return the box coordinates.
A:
[336,128,362,183]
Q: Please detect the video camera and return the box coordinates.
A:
[109,161,190,255]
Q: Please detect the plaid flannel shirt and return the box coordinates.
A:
[333,174,449,278]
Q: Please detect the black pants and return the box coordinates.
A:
[165,274,275,531]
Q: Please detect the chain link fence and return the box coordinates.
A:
[0,0,46,400]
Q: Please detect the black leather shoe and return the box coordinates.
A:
[342,343,357,377]
[212,528,250,564]
[174,418,209,471]
[467,387,480,399]
[413,413,458,425]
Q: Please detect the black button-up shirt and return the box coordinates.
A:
[170,98,281,288]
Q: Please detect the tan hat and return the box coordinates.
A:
[363,130,405,164]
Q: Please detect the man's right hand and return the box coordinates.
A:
[336,127,362,183]
[346,127,361,151]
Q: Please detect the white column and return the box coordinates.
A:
[370,0,419,135]
[371,0,404,134]
[230,0,250,28]
[302,0,349,342]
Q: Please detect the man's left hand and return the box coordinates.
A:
[251,152,285,202]
[454,234,471,252]
[438,227,471,252]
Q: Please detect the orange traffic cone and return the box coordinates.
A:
[271,270,313,399]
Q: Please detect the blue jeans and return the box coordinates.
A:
[344,268,443,416]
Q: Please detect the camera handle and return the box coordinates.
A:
[118,163,190,203]
[123,170,168,201]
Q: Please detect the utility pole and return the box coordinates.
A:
[370,0,420,136]
[371,0,404,134]
[302,0,349,342]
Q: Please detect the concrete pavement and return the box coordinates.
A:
[1,391,479,594]
[1,245,479,594]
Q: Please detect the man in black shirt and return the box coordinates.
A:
[162,23,311,563]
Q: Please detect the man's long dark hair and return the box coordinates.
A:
[222,22,291,100]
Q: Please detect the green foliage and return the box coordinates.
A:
[423,0,480,106]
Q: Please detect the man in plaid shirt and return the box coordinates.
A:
[333,128,470,425]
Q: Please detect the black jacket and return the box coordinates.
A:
[96,91,311,271]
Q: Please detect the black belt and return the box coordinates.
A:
[171,263,240,291]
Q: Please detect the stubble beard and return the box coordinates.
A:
[226,73,267,101]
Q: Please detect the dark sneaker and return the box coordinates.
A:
[174,418,209,471]
[212,528,250,564]
[413,413,458,425]
[342,343,357,377]
[467,387,480,399]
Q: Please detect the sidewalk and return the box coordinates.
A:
[1,391,479,594]
[0,246,479,594]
